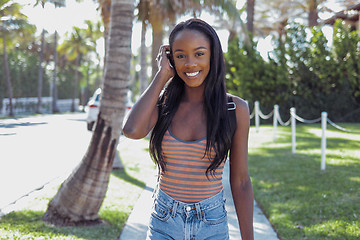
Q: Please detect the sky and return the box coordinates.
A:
[18,0,343,60]
[20,0,101,35]
[19,0,246,58]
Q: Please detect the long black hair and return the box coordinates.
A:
[150,18,235,176]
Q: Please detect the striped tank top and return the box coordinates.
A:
[159,129,225,203]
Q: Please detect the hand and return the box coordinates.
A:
[156,45,175,80]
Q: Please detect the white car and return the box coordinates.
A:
[86,88,133,131]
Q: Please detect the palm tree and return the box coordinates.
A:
[256,0,332,32]
[0,0,32,116]
[83,20,103,94]
[255,0,304,39]
[136,0,149,94]
[43,0,134,225]
[137,0,248,83]
[36,29,45,113]
[51,31,59,113]
[58,26,94,112]
[247,0,255,33]
[33,1,65,113]
[98,0,111,67]
[34,0,66,113]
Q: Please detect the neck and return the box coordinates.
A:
[183,84,205,103]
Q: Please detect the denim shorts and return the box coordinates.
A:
[146,188,229,240]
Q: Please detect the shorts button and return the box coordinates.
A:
[186,206,191,211]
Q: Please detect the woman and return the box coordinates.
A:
[123,18,254,240]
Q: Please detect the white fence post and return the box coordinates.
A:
[273,104,279,142]
[291,107,296,154]
[321,112,327,171]
[255,101,260,133]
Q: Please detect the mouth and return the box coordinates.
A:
[185,71,200,77]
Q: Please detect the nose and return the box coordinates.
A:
[184,56,197,67]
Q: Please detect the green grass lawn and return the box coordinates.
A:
[0,137,156,240]
[248,123,360,240]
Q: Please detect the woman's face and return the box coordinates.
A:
[171,29,211,88]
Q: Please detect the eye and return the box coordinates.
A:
[195,52,205,57]
[176,54,185,59]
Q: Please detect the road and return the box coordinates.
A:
[0,113,92,209]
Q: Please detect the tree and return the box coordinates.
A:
[246,0,255,33]
[137,0,248,85]
[98,0,111,68]
[83,20,103,97]
[51,30,59,112]
[36,29,45,113]
[58,26,94,111]
[43,0,134,225]
[225,36,289,113]
[0,0,33,116]
[34,0,66,113]
[332,20,360,116]
[33,1,65,113]
[136,0,149,94]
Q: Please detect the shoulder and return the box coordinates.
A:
[227,93,249,117]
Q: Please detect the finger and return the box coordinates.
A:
[163,45,170,53]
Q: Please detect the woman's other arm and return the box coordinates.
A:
[122,46,174,139]
[229,96,254,240]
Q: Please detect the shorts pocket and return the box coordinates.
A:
[151,200,171,222]
[202,201,227,225]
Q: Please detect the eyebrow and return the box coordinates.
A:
[173,46,208,53]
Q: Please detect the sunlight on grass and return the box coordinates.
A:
[248,124,360,240]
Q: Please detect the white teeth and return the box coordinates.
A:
[186,71,199,77]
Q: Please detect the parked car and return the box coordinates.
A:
[86,88,133,131]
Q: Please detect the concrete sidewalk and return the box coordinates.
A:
[119,161,279,240]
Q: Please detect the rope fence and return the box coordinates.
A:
[249,100,360,171]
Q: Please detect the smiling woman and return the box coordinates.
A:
[171,29,211,89]
[123,18,254,240]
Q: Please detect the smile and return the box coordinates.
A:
[186,71,200,77]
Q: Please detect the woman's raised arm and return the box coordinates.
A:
[122,45,174,139]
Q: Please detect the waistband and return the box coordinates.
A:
[154,187,225,216]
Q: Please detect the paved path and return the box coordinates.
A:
[119,153,279,240]
[0,113,91,212]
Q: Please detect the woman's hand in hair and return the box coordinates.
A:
[123,45,173,139]
[156,45,175,81]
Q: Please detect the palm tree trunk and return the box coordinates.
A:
[150,6,163,79]
[36,29,45,114]
[246,0,255,34]
[100,0,111,80]
[308,0,318,27]
[95,61,102,89]
[85,63,90,106]
[2,30,13,117]
[139,20,148,94]
[43,0,134,225]
[71,55,81,112]
[52,31,59,113]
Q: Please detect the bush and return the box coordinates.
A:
[225,21,360,122]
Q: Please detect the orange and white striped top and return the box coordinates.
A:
[159,129,225,203]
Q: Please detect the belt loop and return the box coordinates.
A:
[172,201,179,217]
[195,203,202,220]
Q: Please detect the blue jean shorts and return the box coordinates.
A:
[146,188,229,240]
